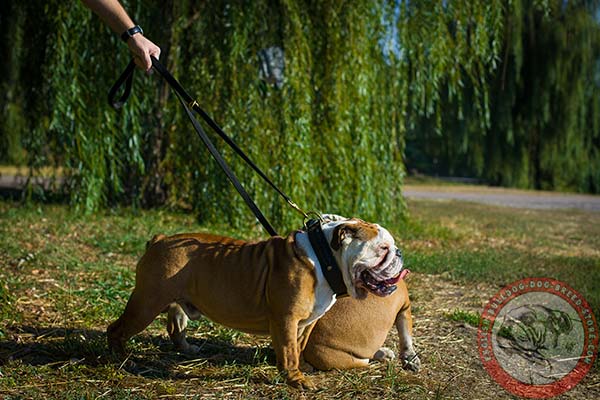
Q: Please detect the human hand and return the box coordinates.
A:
[127,34,161,72]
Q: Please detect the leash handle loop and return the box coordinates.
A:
[108,60,136,109]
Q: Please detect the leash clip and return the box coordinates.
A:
[303,211,324,230]
[286,199,309,220]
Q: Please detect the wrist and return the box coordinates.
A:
[121,25,143,42]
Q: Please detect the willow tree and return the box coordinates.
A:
[1,0,512,231]
[0,0,404,231]
[404,0,600,193]
[485,0,600,192]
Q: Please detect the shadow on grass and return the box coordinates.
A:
[0,325,276,381]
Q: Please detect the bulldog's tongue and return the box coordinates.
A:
[383,269,410,285]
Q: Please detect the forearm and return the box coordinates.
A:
[82,0,161,71]
[81,0,135,34]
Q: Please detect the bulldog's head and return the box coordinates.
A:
[321,216,406,299]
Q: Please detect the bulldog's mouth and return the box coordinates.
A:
[360,268,409,296]
[357,248,408,297]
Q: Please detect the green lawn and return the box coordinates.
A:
[401,200,600,312]
[0,198,598,399]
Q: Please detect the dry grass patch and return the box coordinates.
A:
[1,199,598,399]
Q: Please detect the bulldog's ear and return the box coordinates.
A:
[330,223,357,250]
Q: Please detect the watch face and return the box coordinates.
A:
[121,26,142,42]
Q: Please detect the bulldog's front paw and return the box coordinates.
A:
[400,352,421,372]
[286,370,317,390]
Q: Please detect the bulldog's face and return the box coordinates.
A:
[322,217,406,299]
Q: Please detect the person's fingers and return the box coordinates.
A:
[128,36,160,72]
[149,46,161,62]
[133,56,145,70]
[143,52,152,72]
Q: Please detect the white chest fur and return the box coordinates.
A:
[294,231,337,329]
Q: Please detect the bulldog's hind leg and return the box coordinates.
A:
[166,302,202,354]
[107,288,168,354]
[373,347,396,362]
[302,343,370,371]
[396,304,420,371]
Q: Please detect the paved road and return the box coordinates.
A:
[3,174,599,212]
[0,175,61,192]
[403,185,600,212]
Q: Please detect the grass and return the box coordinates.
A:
[445,309,481,328]
[0,197,598,399]
[399,199,600,313]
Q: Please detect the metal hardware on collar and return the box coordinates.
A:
[306,218,348,297]
[302,211,324,228]
[188,99,199,109]
[121,25,143,42]
[286,199,309,220]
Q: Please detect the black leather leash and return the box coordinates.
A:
[108,58,347,296]
[108,57,311,236]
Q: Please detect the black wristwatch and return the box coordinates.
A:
[121,25,143,42]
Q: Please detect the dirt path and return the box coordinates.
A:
[404,185,600,212]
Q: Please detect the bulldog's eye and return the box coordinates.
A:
[380,245,390,251]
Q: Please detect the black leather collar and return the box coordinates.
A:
[306,219,348,297]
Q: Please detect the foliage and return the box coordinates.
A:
[0,0,548,230]
[406,0,600,193]
[0,0,417,232]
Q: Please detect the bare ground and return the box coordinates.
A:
[1,197,598,399]
[2,273,598,399]
[403,185,600,212]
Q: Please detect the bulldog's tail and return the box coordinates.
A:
[146,234,166,249]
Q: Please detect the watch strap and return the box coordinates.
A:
[121,25,143,42]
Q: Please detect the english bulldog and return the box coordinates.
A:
[302,215,420,372]
[107,218,405,389]
[302,280,420,371]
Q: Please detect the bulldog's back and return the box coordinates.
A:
[135,232,298,334]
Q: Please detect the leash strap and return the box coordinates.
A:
[108,58,280,236]
[108,60,135,109]
[177,93,278,236]
[306,218,348,297]
[150,58,307,220]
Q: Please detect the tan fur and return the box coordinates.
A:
[303,279,419,371]
[107,219,405,389]
[107,232,319,389]
[330,220,378,250]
